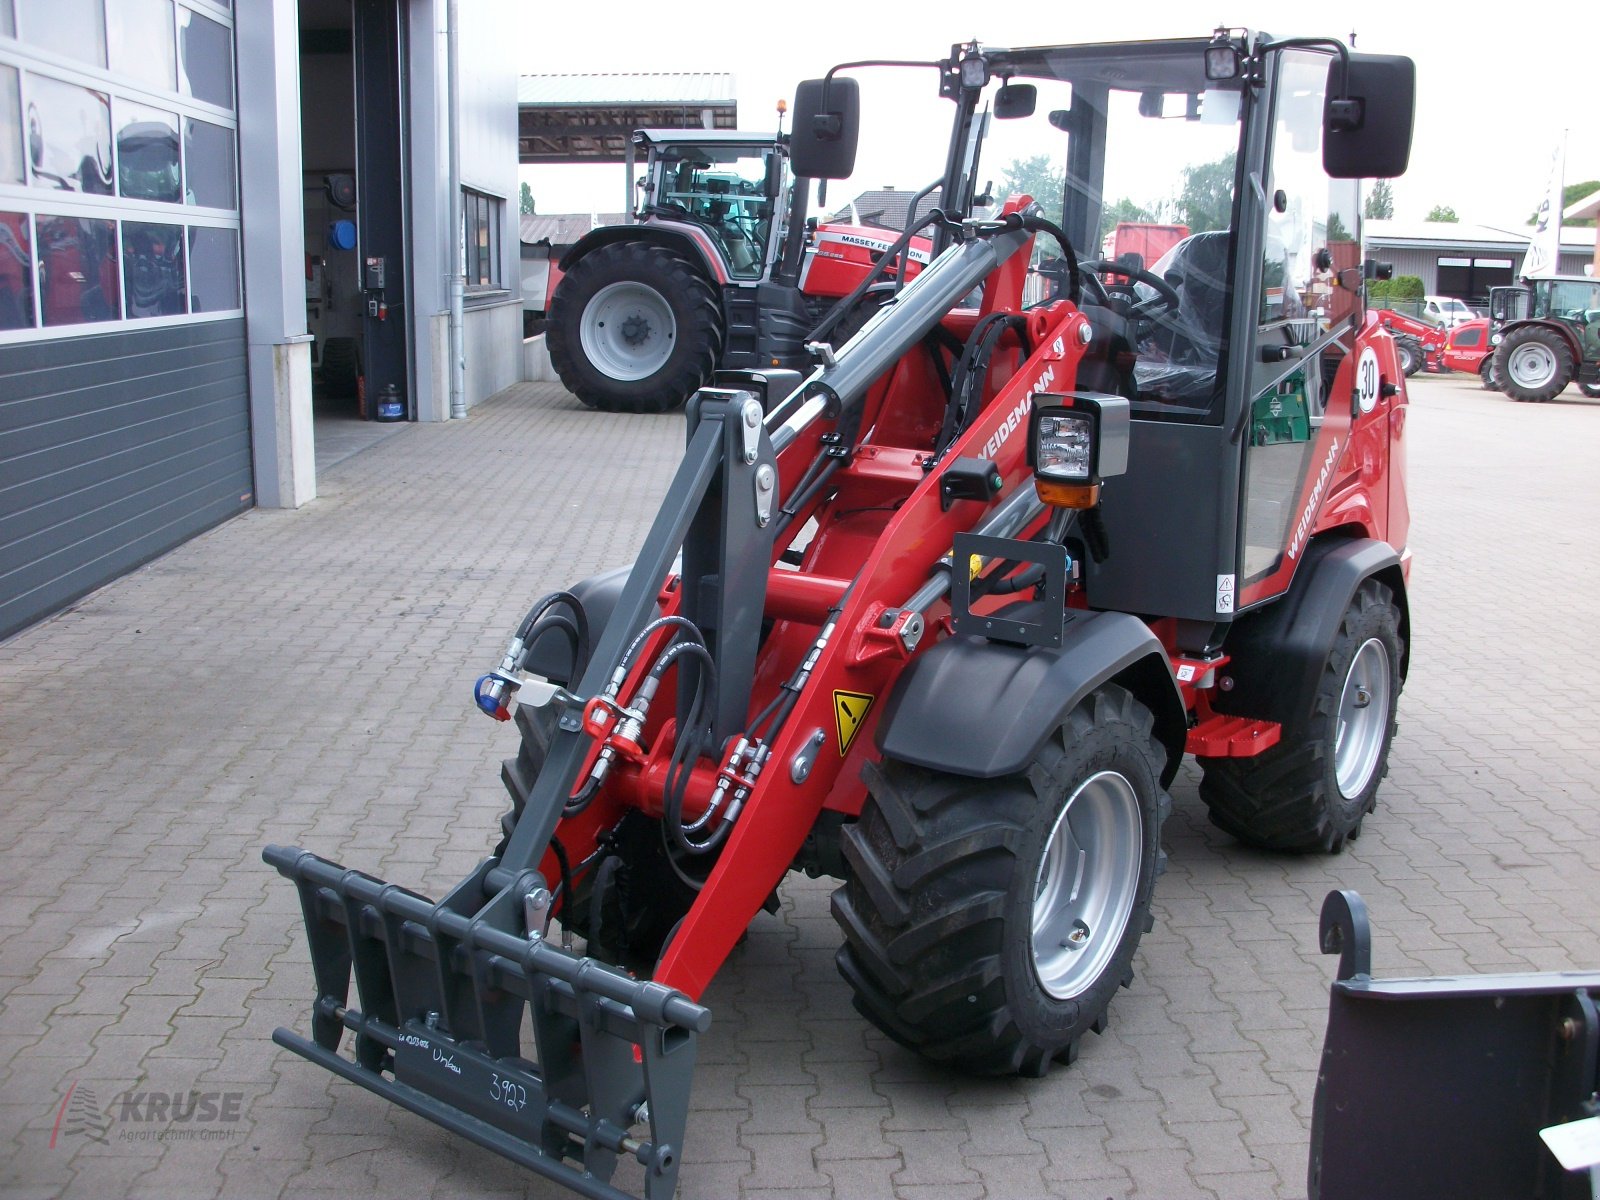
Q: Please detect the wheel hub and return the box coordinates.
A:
[1508,343,1557,389]
[579,281,677,382]
[1334,637,1391,798]
[1031,770,1142,1000]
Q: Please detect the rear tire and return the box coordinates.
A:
[1199,580,1403,853]
[1496,327,1574,402]
[546,241,723,413]
[832,685,1170,1077]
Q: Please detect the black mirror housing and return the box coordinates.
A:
[995,83,1037,120]
[1323,53,1415,179]
[790,77,861,180]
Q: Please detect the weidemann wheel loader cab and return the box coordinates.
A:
[265,30,1416,1200]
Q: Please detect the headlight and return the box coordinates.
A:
[1490,333,1502,345]
[1028,393,1130,508]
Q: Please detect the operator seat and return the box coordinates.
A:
[1134,231,1231,406]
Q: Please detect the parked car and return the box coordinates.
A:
[1422,295,1476,327]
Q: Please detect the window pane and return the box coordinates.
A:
[2,2,14,37]
[27,75,114,194]
[186,224,236,311]
[0,65,21,185]
[0,212,36,329]
[183,117,234,208]
[17,0,107,68]
[107,0,176,93]
[116,99,180,202]
[122,219,185,315]
[37,215,119,325]
[178,8,232,109]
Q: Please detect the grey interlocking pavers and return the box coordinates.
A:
[2,374,1599,1197]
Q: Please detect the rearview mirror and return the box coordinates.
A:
[1323,53,1415,179]
[790,77,860,180]
[995,83,1037,120]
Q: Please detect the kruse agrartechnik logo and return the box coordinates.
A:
[50,1081,247,1147]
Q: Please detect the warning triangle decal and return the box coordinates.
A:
[833,690,874,756]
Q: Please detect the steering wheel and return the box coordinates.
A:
[1080,259,1181,320]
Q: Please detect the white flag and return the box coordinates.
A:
[1523,141,1564,278]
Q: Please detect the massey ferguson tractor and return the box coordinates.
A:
[1488,276,1600,402]
[545,129,936,413]
[267,30,1416,1199]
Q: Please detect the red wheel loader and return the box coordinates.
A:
[267,30,1416,1200]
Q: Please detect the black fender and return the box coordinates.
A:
[559,224,720,278]
[1210,536,1410,739]
[875,607,1187,786]
[522,566,640,685]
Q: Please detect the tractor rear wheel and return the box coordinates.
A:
[499,706,694,972]
[1394,336,1422,378]
[546,241,723,413]
[1199,580,1403,853]
[832,685,1170,1076]
[1497,327,1574,402]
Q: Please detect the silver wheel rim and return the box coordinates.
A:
[1334,637,1391,798]
[1031,770,1142,1000]
[1507,342,1557,390]
[579,281,676,381]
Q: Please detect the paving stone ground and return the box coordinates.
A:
[2,372,1598,1199]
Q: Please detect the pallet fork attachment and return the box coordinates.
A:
[264,847,709,1200]
[1311,890,1600,1200]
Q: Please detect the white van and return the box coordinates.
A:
[1423,296,1476,327]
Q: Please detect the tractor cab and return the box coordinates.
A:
[634,130,787,279]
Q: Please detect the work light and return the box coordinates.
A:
[1028,394,1130,508]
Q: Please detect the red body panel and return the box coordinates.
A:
[1440,317,1492,374]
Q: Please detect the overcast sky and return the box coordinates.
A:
[519,3,1600,232]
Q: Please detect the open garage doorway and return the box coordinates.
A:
[299,0,413,464]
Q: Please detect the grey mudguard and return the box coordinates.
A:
[1210,537,1409,738]
[875,607,1186,784]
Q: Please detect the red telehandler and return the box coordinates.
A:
[267,31,1416,1200]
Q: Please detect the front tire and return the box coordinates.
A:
[546,241,724,413]
[1394,337,1422,378]
[1199,580,1403,853]
[1496,327,1574,403]
[1479,355,1499,391]
[1580,381,1600,399]
[832,685,1170,1077]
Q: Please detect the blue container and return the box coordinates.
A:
[375,384,404,422]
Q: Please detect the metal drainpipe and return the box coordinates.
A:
[446,0,466,419]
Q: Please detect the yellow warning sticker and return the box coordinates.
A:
[833,690,874,756]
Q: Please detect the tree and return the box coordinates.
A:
[519,182,536,216]
[1529,180,1600,228]
[1000,155,1065,227]
[1096,197,1156,250]
[1425,205,1459,223]
[1177,152,1236,234]
[1363,180,1394,220]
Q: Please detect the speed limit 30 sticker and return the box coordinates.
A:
[1356,345,1382,414]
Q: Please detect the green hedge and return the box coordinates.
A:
[1368,274,1425,302]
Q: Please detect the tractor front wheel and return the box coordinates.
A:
[1580,381,1600,399]
[1497,327,1574,402]
[1199,580,1403,853]
[547,241,723,413]
[1394,337,1422,378]
[1479,355,1499,391]
[832,685,1170,1076]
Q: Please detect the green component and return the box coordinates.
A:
[1251,371,1311,445]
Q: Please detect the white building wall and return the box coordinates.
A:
[407,0,520,421]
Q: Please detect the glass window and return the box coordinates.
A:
[1,65,22,185]
[177,7,231,109]
[186,224,235,310]
[183,116,234,208]
[37,214,119,325]
[653,142,778,279]
[26,74,113,194]
[116,99,180,202]
[464,189,502,290]
[107,0,177,94]
[17,0,107,68]
[2,2,14,37]
[122,219,184,315]
[0,212,36,330]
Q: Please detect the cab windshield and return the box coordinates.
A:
[648,141,777,279]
